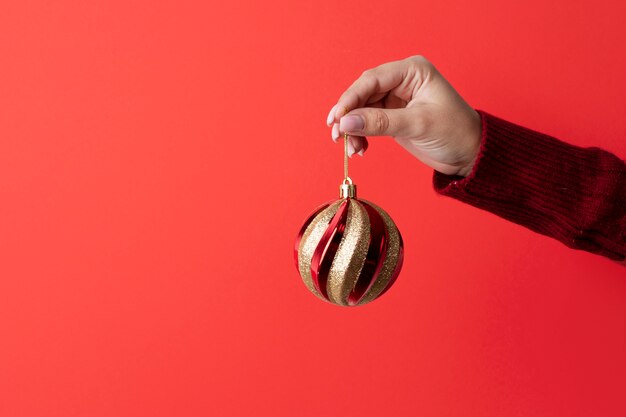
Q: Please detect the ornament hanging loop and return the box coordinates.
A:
[340,133,357,198]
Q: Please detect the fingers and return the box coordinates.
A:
[326,104,339,126]
[329,102,380,157]
[340,107,421,138]
[346,136,355,156]
[330,106,414,156]
[326,62,405,127]
[330,127,368,157]
[331,123,340,142]
[347,135,367,157]
[326,55,431,126]
[352,136,368,156]
[326,55,433,154]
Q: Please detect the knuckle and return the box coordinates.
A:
[409,54,429,63]
[338,90,360,113]
[409,54,432,68]
[339,90,355,106]
[371,111,389,134]
[360,68,376,82]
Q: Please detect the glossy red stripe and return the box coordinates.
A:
[293,202,331,272]
[310,198,350,301]
[348,201,389,306]
[378,231,404,298]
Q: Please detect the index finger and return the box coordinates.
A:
[327,57,420,125]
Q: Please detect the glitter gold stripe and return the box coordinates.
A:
[348,200,389,306]
[356,200,403,305]
[327,199,370,306]
[297,200,342,301]
[294,202,330,271]
[377,232,403,299]
[310,199,351,300]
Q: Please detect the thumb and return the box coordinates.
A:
[339,107,418,137]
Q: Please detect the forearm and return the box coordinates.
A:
[433,110,626,261]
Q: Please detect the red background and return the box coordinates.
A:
[1,1,625,416]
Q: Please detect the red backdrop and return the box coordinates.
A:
[0,1,624,416]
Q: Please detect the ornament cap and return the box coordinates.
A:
[339,178,357,198]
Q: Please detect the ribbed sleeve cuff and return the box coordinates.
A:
[433,110,626,261]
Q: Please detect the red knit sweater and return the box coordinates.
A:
[433,110,626,261]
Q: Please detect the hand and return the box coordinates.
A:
[326,55,482,177]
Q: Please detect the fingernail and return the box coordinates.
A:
[331,123,340,142]
[326,104,338,126]
[340,115,364,133]
[357,149,364,156]
[347,140,355,157]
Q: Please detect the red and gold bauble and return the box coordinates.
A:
[294,135,404,307]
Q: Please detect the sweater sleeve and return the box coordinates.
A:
[433,110,626,261]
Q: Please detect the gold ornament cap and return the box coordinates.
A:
[339,178,357,198]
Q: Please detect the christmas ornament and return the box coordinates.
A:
[294,133,404,306]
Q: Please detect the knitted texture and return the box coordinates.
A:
[433,110,626,261]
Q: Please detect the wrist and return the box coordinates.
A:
[457,109,483,177]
